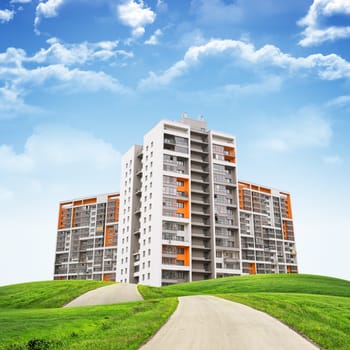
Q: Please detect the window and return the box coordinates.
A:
[177,202,184,208]
[177,247,184,254]
[147,273,150,279]
[148,249,151,256]
[177,180,184,187]
[148,260,151,267]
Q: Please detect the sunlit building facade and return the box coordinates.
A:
[54,116,298,286]
[54,193,119,281]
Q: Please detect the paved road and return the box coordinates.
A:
[139,295,319,350]
[64,283,143,307]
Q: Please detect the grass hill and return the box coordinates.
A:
[0,280,114,309]
[138,273,350,299]
[0,274,349,350]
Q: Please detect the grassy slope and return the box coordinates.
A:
[138,274,350,299]
[2,275,350,350]
[0,280,114,309]
[221,293,350,350]
[0,298,178,350]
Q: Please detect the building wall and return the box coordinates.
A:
[54,193,119,281]
[238,181,298,274]
[54,116,298,285]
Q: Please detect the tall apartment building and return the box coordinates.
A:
[54,116,298,285]
[238,181,298,275]
[118,116,244,286]
[54,193,119,281]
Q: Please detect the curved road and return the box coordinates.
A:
[64,283,143,307]
[139,295,319,350]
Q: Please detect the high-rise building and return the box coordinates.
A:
[116,115,297,287]
[238,181,298,275]
[54,193,119,281]
[54,116,298,285]
[117,116,241,286]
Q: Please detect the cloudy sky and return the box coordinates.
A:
[1,0,349,286]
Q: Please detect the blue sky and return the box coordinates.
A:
[1,0,350,286]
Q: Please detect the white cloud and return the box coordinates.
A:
[259,107,332,152]
[0,86,41,117]
[145,28,162,45]
[0,9,15,23]
[323,155,344,165]
[156,0,167,12]
[17,64,128,94]
[30,37,133,65]
[298,0,350,46]
[0,38,132,115]
[191,0,243,25]
[326,94,350,107]
[139,39,350,88]
[0,126,121,286]
[34,0,66,34]
[117,0,156,38]
[11,0,32,3]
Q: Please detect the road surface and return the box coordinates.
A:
[139,295,319,350]
[64,283,143,307]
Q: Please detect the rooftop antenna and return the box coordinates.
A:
[181,112,188,120]
[198,115,204,121]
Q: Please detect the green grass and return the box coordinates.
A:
[220,293,350,350]
[0,298,178,350]
[2,275,350,350]
[138,273,350,299]
[0,280,114,309]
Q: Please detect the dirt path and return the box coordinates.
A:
[139,295,319,350]
[64,283,143,307]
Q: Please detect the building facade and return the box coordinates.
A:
[238,181,298,275]
[54,116,298,285]
[54,193,119,281]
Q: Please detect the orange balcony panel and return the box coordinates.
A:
[238,181,251,189]
[224,146,236,163]
[103,274,113,281]
[176,246,190,266]
[176,200,189,218]
[259,186,271,194]
[282,221,288,240]
[176,177,189,194]
[249,263,256,274]
[73,200,82,206]
[82,198,97,205]
[280,192,293,219]
[105,225,116,247]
